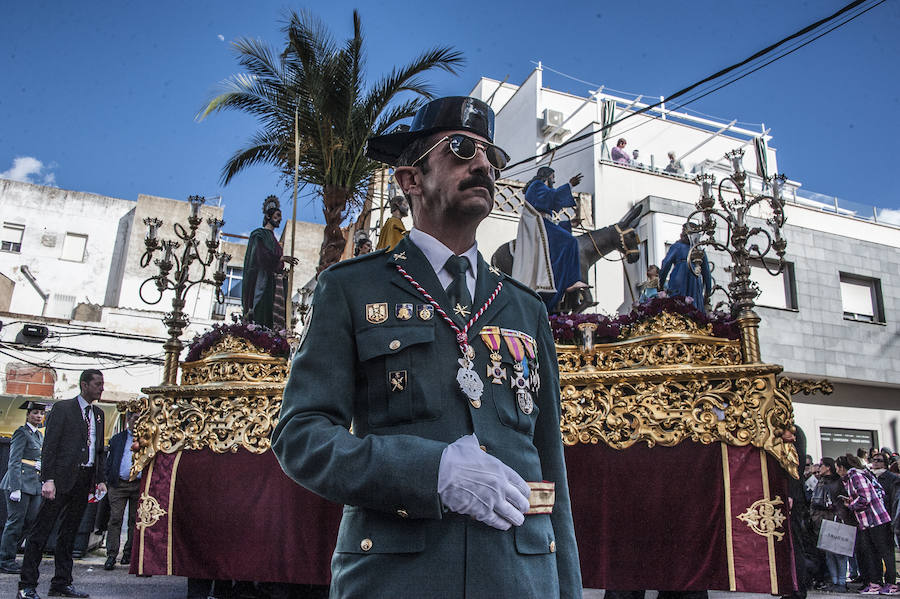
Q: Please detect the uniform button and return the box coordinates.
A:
[549,540,556,553]
[396,508,409,518]
[479,445,487,452]
[360,538,373,551]
[470,398,481,408]
[389,340,401,350]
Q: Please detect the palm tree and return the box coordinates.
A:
[198,9,464,271]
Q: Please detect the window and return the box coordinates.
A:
[750,259,797,310]
[212,266,243,320]
[840,273,885,323]
[61,233,88,262]
[1,223,24,253]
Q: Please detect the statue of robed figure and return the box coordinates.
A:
[242,195,298,330]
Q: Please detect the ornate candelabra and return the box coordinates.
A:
[689,149,787,363]
[139,195,231,384]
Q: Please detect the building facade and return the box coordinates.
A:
[468,67,900,459]
[0,179,322,429]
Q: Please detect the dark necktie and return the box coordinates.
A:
[444,255,473,323]
[83,405,92,464]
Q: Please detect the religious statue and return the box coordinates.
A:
[241,195,298,329]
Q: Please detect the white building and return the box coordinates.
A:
[469,67,900,460]
[0,179,322,428]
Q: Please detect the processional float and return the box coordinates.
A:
[124,158,830,592]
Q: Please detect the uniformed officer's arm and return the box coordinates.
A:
[531,309,583,598]
[6,427,26,496]
[272,269,446,519]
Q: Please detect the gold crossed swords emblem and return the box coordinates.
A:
[389,370,407,392]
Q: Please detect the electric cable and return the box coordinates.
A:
[502,0,875,173]
[502,0,882,182]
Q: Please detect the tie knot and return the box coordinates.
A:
[445,255,469,276]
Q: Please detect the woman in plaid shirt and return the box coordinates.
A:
[836,454,898,595]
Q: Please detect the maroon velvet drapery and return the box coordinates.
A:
[131,449,342,584]
[565,441,796,594]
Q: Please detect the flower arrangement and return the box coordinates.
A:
[549,295,739,345]
[185,321,291,362]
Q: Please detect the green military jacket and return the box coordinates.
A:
[1,424,43,496]
[273,236,581,598]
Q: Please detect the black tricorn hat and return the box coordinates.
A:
[365,96,496,166]
[19,400,47,411]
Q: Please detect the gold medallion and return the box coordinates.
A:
[417,304,434,320]
[366,303,388,324]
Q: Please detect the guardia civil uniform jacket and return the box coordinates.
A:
[273,236,582,598]
[1,424,43,497]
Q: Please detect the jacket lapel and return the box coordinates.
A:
[467,254,510,342]
[387,237,453,309]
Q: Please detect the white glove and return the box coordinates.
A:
[34,460,41,471]
[437,434,530,530]
[9,490,21,502]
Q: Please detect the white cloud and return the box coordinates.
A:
[0,156,57,186]
[217,34,225,41]
[878,208,900,226]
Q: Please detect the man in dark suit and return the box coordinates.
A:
[18,369,107,599]
[102,412,140,570]
[0,401,46,574]
[272,97,582,598]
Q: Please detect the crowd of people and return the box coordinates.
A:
[799,448,900,594]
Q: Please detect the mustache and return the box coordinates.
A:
[458,173,495,197]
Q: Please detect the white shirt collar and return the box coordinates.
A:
[26,422,38,433]
[408,228,478,299]
[77,395,89,411]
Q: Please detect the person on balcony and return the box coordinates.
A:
[515,166,588,312]
[664,151,684,174]
[611,138,630,165]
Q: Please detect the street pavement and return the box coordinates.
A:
[0,550,185,599]
[0,551,872,599]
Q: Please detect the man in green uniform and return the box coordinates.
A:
[241,195,298,329]
[273,96,581,598]
[0,401,45,574]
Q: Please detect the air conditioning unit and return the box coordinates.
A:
[541,109,564,134]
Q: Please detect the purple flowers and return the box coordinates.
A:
[185,322,290,362]
[549,295,739,344]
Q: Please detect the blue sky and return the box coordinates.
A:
[2,1,898,236]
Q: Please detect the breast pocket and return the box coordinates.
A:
[356,323,441,428]
[489,359,540,437]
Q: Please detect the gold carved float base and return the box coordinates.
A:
[557,312,805,478]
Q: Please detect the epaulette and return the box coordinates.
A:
[325,248,388,272]
[500,272,544,303]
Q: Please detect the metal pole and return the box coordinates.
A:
[287,107,300,331]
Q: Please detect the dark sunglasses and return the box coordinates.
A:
[412,133,510,170]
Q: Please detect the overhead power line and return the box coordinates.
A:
[502,0,876,173]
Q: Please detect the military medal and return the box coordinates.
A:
[479,326,507,384]
[394,265,502,407]
[417,304,434,320]
[366,303,388,324]
[456,343,483,407]
[395,303,413,320]
[503,331,533,415]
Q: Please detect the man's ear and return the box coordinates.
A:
[393,166,421,199]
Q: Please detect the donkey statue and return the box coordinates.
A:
[490,203,645,313]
